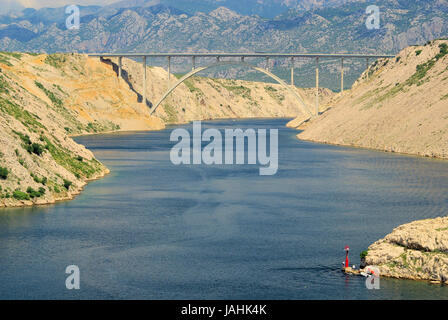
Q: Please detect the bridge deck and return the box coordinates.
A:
[89,53,394,59]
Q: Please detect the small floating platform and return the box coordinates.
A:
[342,267,361,275]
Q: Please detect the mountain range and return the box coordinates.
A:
[0,0,447,89]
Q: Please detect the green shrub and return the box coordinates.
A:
[0,166,8,179]
[415,50,422,56]
[63,179,72,190]
[26,143,44,156]
[13,190,30,200]
[0,99,44,130]
[26,186,46,198]
[44,54,67,69]
[360,250,369,259]
[54,185,61,193]
[17,133,32,145]
[0,74,11,94]
[222,84,252,99]
[26,187,39,198]
[31,173,47,185]
[15,131,45,156]
[34,81,63,108]
[42,135,102,179]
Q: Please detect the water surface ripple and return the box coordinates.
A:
[0,119,447,299]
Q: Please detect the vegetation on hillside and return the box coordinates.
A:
[0,52,110,207]
[361,42,448,110]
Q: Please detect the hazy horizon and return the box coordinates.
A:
[1,0,121,11]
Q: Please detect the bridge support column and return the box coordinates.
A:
[341,58,344,93]
[315,57,319,117]
[290,58,294,87]
[192,56,196,71]
[266,57,270,71]
[142,56,147,106]
[366,58,369,80]
[167,56,171,86]
[118,56,122,79]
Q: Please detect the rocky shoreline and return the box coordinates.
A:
[294,134,448,161]
[0,167,110,208]
[364,217,448,284]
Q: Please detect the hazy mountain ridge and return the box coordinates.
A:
[104,0,348,18]
[0,0,446,54]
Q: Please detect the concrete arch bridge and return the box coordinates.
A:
[89,52,393,120]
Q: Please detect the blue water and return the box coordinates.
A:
[0,119,447,299]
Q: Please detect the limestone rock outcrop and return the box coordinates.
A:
[366,217,448,284]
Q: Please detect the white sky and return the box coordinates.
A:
[3,0,120,9]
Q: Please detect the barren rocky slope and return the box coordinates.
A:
[291,40,448,159]
[0,52,165,208]
[0,52,326,207]
[366,217,448,284]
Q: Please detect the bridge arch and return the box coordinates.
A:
[149,61,313,118]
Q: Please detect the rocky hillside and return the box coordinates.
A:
[292,40,448,159]
[365,216,448,284]
[0,52,326,207]
[0,52,166,208]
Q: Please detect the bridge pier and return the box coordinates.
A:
[315,57,319,117]
[290,58,294,87]
[118,56,122,79]
[192,56,196,71]
[366,58,369,80]
[341,58,344,93]
[143,56,147,106]
[167,56,171,86]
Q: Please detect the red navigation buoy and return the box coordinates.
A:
[344,246,350,268]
